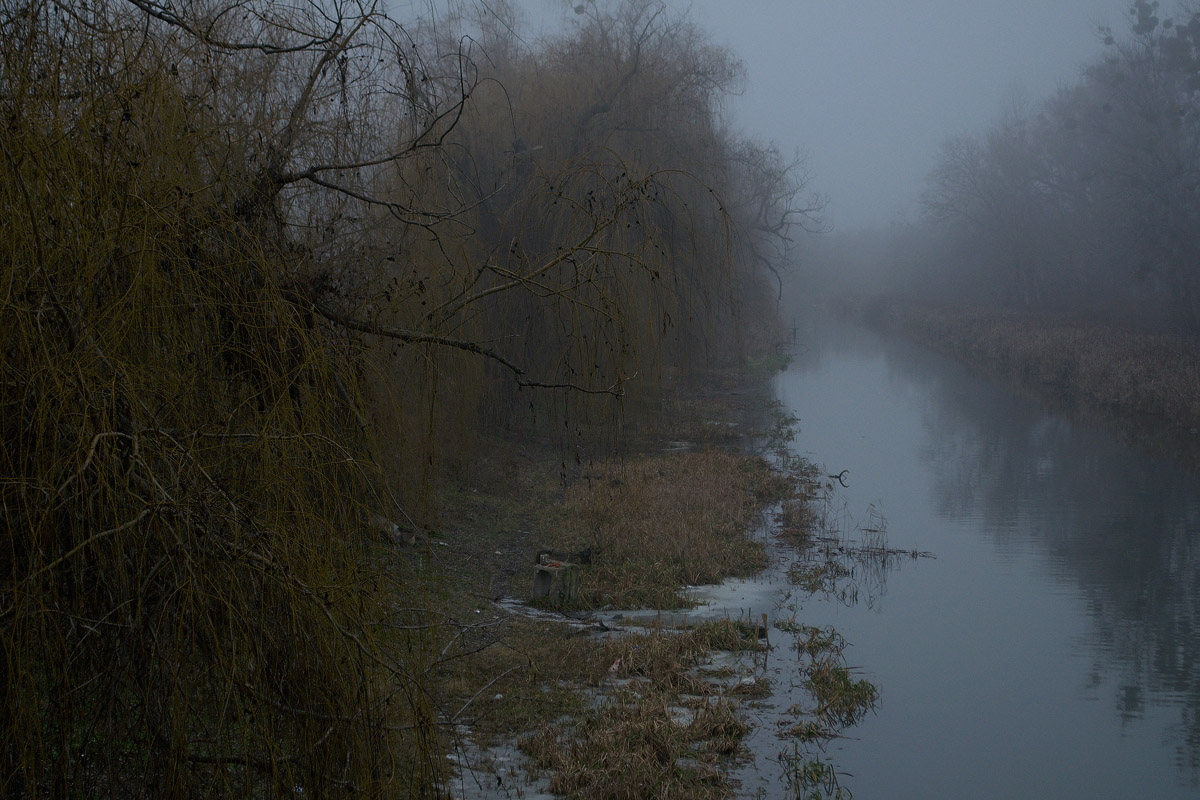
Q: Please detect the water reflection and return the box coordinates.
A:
[882,328,1200,783]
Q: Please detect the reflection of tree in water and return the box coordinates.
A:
[889,341,1200,783]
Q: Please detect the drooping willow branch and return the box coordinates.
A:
[307,297,626,396]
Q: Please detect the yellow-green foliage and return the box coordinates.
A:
[1,4,442,797]
[421,0,795,440]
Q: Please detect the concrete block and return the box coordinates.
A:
[532,563,580,606]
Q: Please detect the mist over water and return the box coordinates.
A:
[773,315,1200,798]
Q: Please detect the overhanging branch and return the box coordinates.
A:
[309,300,625,396]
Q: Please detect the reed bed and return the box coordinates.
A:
[879,302,1200,428]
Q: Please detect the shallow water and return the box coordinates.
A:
[771,316,1200,799]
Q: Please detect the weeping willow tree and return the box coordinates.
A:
[411,0,822,447]
[2,0,819,796]
[0,0,458,796]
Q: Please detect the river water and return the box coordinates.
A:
[769,316,1200,799]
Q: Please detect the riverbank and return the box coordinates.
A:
[868,299,1200,471]
[429,365,874,799]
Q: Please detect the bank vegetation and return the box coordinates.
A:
[873,301,1200,431]
[0,0,819,796]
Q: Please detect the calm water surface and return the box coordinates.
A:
[773,317,1200,799]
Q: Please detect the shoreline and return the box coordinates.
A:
[867,299,1200,473]
[436,363,879,799]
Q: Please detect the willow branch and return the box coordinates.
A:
[309,300,625,395]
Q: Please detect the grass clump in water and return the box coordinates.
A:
[789,560,853,595]
[688,617,767,652]
[784,755,854,800]
[521,687,746,800]
[794,625,877,729]
[587,619,764,693]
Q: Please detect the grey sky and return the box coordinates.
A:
[440,1,1149,230]
[679,0,1141,231]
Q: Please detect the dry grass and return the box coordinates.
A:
[436,616,593,744]
[592,619,764,689]
[434,440,784,741]
[514,624,757,800]
[521,686,743,800]
[438,615,766,799]
[430,395,895,800]
[561,450,792,608]
[881,302,1200,427]
[433,405,796,797]
[688,618,768,653]
[778,491,820,548]
[430,381,886,800]
[438,616,764,749]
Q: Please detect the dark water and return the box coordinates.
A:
[774,317,1200,799]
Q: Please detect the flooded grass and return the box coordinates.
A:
[436,383,899,799]
[775,624,878,800]
[594,619,767,689]
[521,686,744,800]
[433,390,790,796]
[442,615,774,799]
[689,617,770,652]
[783,756,855,800]
[789,560,854,595]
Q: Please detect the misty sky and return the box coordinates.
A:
[442,0,1154,231]
[680,0,1143,231]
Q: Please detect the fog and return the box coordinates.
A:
[459,0,1139,230]
[684,0,1136,231]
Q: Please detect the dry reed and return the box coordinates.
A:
[880,302,1200,427]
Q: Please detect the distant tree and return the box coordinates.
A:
[728,140,827,297]
[923,99,1063,311]
[915,1,1200,331]
[1088,0,1200,330]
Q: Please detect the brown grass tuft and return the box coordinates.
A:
[563,450,790,608]
[521,686,745,800]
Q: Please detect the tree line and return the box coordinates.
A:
[852,1,1200,335]
[0,0,817,795]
